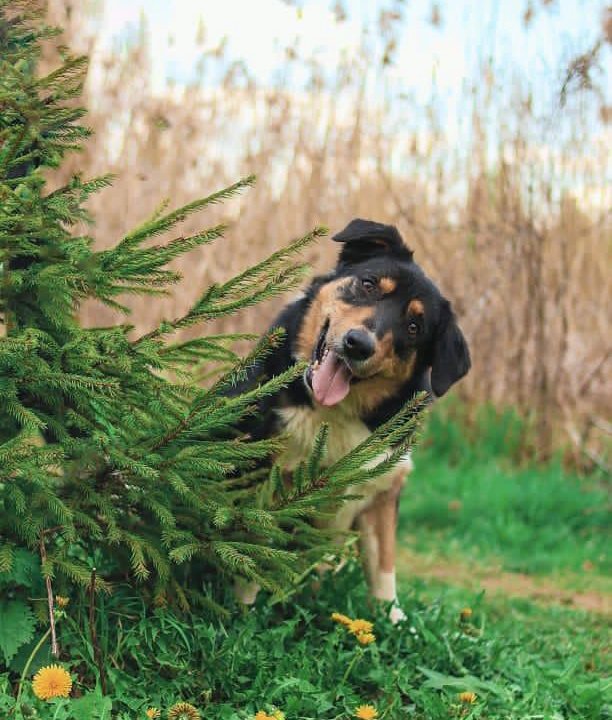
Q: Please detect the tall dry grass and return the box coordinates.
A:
[43,1,611,466]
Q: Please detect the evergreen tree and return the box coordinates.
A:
[0,0,425,629]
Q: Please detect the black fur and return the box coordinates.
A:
[234,219,470,441]
[429,299,471,397]
[333,218,414,266]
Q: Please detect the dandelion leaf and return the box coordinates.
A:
[0,600,37,664]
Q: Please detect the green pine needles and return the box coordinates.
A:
[0,0,426,616]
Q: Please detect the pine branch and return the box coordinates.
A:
[114,176,256,253]
[0,1,429,609]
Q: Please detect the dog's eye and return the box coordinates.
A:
[361,277,376,292]
[407,321,419,335]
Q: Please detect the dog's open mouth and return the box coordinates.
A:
[306,319,353,407]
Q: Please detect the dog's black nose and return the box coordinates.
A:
[343,329,375,361]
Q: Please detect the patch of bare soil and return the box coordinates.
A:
[396,548,611,615]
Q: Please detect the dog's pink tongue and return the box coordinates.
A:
[312,350,352,406]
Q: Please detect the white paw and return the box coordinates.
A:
[389,603,407,625]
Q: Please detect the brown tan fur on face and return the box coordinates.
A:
[379,277,397,295]
[296,278,373,359]
[350,332,416,413]
[407,298,424,316]
[296,279,417,414]
[371,331,416,380]
[330,303,374,345]
[295,278,345,359]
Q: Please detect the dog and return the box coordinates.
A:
[234,219,470,621]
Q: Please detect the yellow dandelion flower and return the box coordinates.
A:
[354,704,378,719]
[458,691,477,704]
[55,595,70,608]
[348,619,374,635]
[254,712,273,720]
[167,702,200,720]
[355,631,376,645]
[331,612,352,626]
[32,665,72,700]
[459,607,473,621]
[146,709,161,719]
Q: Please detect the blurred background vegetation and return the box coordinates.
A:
[41,0,610,470]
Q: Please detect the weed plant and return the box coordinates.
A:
[1,561,609,720]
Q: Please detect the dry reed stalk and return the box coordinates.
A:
[41,0,611,464]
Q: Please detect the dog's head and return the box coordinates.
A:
[296,219,470,408]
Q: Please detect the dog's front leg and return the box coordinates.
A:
[357,472,406,624]
[234,578,260,606]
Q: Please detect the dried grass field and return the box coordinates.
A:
[45,0,611,464]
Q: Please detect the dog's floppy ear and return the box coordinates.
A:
[332,218,413,266]
[430,300,471,397]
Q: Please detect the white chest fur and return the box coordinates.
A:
[277,401,371,468]
[276,401,413,530]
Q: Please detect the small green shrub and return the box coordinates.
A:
[0,0,423,605]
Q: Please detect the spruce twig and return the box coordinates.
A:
[88,567,107,694]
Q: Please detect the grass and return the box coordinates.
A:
[2,564,609,720]
[2,405,610,719]
[401,403,611,582]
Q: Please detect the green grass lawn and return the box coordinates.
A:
[2,403,610,719]
[400,403,610,583]
[3,565,609,720]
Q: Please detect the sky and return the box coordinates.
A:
[93,0,608,101]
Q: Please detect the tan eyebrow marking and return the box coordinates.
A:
[407,299,424,316]
[379,277,397,294]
